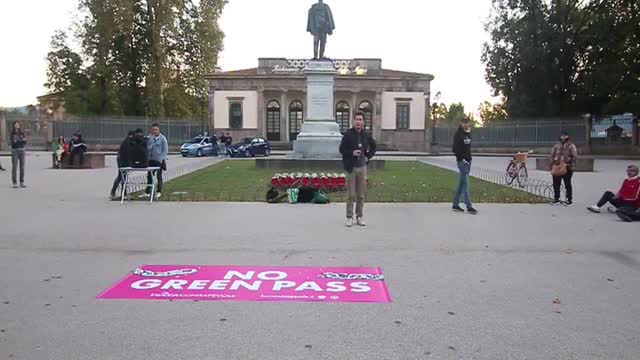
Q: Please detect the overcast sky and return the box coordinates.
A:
[0,0,496,111]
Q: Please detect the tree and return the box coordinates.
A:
[45,0,226,117]
[478,101,508,124]
[482,0,640,117]
[482,0,588,117]
[44,30,90,113]
[430,102,448,125]
[578,0,640,115]
[446,103,467,123]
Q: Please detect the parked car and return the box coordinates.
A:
[227,137,271,157]
[181,136,219,157]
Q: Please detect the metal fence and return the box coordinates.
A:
[55,116,208,147]
[3,114,208,150]
[434,119,587,148]
[4,113,49,150]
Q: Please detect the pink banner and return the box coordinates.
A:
[98,265,391,303]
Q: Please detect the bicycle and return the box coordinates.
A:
[506,150,533,187]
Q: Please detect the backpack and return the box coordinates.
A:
[312,190,330,204]
[297,188,316,203]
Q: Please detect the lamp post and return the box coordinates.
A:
[45,108,54,151]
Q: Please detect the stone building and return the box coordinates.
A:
[206,58,434,151]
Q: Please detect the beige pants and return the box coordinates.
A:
[346,166,367,219]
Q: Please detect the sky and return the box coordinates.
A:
[0,0,496,111]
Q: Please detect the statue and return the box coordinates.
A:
[307,0,335,60]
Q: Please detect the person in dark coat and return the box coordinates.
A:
[452,117,477,214]
[10,121,27,187]
[69,132,87,167]
[110,131,135,200]
[339,111,376,227]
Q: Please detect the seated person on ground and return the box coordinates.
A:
[587,165,640,213]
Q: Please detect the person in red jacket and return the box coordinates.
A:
[587,165,640,213]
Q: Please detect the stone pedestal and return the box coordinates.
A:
[291,60,342,159]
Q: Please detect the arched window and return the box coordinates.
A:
[358,101,373,131]
[289,100,303,141]
[335,101,350,134]
[266,101,281,141]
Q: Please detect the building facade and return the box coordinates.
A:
[206,58,434,151]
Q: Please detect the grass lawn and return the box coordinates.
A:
[161,160,544,203]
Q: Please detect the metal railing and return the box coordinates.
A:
[4,114,49,150]
[434,119,587,147]
[469,166,562,200]
[55,116,209,147]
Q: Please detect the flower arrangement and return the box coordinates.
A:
[270,172,348,191]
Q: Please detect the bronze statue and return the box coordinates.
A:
[307,0,335,60]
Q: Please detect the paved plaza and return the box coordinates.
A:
[1,154,639,360]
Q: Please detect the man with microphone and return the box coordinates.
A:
[339,111,376,227]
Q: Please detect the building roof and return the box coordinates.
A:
[208,67,433,79]
[214,68,259,76]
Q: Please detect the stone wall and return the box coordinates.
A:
[380,130,426,152]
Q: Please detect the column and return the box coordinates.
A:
[208,86,215,132]
[257,89,265,138]
[373,91,383,143]
[280,91,288,142]
[424,91,433,153]
[45,116,54,151]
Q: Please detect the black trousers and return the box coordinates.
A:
[110,170,124,196]
[553,169,573,201]
[146,160,164,194]
[69,149,85,166]
[596,191,636,208]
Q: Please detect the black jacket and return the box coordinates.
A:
[452,127,472,162]
[339,128,376,172]
[117,136,133,167]
[11,131,27,149]
[70,137,87,153]
[127,137,149,168]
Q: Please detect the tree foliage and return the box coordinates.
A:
[478,100,508,124]
[482,0,640,117]
[446,103,467,123]
[44,0,226,117]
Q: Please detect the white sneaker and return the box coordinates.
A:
[356,217,367,227]
[138,193,151,198]
[155,192,162,199]
[346,218,353,227]
[607,207,618,214]
[586,205,601,213]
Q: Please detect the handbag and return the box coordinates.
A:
[550,161,568,177]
